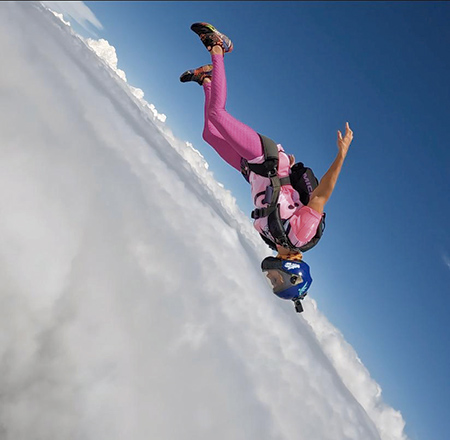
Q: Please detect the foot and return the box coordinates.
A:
[179,64,213,86]
[190,22,233,53]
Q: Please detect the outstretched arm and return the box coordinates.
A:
[308,122,354,215]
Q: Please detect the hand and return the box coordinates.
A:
[337,122,354,157]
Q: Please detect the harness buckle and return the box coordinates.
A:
[278,237,290,248]
[262,185,274,204]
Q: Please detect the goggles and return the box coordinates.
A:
[263,269,304,295]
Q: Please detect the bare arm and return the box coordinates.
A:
[308,122,354,215]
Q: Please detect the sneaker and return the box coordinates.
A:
[179,64,213,86]
[190,22,233,53]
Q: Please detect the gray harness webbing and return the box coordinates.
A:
[249,134,283,219]
[247,135,301,251]
[242,134,325,253]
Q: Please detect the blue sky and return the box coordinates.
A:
[70,2,450,439]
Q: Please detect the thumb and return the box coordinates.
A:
[337,130,342,140]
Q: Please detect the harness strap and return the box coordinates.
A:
[248,134,282,220]
[279,176,291,186]
[247,133,323,253]
[267,205,293,249]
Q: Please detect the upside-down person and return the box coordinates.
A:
[180,23,354,312]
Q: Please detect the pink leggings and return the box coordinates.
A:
[202,54,263,171]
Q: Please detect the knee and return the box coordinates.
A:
[207,108,221,122]
[202,127,212,144]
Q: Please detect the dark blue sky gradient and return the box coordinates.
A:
[83,3,450,439]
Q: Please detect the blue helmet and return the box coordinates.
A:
[261,256,312,300]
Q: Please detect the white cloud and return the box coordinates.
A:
[42,2,167,123]
[0,3,408,440]
[85,38,127,81]
[443,253,450,271]
[84,37,167,123]
[48,10,71,27]
[41,1,103,32]
[303,301,407,440]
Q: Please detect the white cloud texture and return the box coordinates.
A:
[443,253,450,271]
[83,37,166,123]
[41,1,103,32]
[0,3,408,440]
[85,38,127,81]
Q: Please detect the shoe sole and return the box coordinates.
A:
[190,22,233,53]
[180,64,213,84]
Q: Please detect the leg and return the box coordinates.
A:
[206,49,264,162]
[202,81,242,171]
[188,23,264,167]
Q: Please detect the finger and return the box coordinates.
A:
[345,123,353,137]
[337,130,342,140]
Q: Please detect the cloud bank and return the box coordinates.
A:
[41,1,103,32]
[0,3,407,440]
